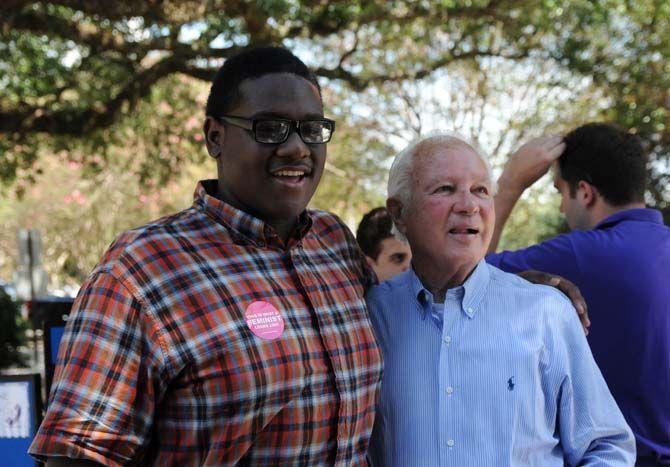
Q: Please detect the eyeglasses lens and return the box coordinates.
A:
[255,120,291,144]
[301,122,332,144]
[254,120,333,144]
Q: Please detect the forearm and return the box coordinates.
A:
[489,134,565,252]
[489,178,524,252]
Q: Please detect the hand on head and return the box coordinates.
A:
[499,135,565,194]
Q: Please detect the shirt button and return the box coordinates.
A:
[443,335,452,344]
[447,439,455,447]
[467,307,474,313]
[446,386,454,395]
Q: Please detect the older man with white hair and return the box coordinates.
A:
[366,133,635,466]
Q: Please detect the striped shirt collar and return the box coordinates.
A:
[407,259,490,320]
[193,179,313,248]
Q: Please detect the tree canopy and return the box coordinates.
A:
[2,1,666,144]
[0,0,668,287]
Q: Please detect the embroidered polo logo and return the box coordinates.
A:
[508,376,515,391]
[244,301,285,340]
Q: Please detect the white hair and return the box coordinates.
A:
[387,131,497,241]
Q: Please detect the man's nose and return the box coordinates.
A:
[276,130,310,159]
[454,191,479,213]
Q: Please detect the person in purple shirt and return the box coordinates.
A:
[487,122,670,466]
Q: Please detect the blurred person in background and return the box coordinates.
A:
[356,207,412,282]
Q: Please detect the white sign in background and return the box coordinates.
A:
[0,382,31,438]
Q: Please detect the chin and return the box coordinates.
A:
[456,250,485,267]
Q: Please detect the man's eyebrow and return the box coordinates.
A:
[251,111,325,119]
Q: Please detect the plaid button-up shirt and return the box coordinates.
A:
[30,180,383,466]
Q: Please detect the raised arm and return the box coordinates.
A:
[489,135,565,252]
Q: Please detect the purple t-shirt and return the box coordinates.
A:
[487,208,670,462]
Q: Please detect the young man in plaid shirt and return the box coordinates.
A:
[31,47,383,466]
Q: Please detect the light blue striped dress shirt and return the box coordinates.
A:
[367,260,635,466]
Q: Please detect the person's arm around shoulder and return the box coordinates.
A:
[489,135,565,252]
[547,294,635,465]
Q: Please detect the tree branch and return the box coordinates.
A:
[316,48,529,91]
[2,7,125,51]
[0,57,184,135]
[287,0,507,38]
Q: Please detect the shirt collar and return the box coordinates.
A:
[407,259,490,320]
[193,180,313,247]
[595,208,663,230]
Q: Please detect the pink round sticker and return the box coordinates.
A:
[244,301,285,340]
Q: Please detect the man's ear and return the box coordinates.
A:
[204,116,225,159]
[365,255,377,269]
[577,180,598,208]
[386,198,407,236]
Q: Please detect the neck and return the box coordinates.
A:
[591,201,646,228]
[215,183,297,244]
[268,219,298,244]
[413,258,476,303]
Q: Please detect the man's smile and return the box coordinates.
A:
[269,164,313,186]
[448,225,480,236]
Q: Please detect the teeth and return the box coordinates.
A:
[273,170,305,177]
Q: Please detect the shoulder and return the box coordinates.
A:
[304,209,375,285]
[306,209,360,257]
[485,232,584,275]
[366,271,410,311]
[503,231,581,257]
[365,272,413,343]
[95,206,209,280]
[487,264,575,321]
[307,209,355,240]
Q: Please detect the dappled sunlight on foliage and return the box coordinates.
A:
[0,142,215,289]
[1,0,668,287]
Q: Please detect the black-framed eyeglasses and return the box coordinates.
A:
[215,115,335,144]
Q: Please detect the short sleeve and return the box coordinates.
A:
[29,269,168,466]
[486,233,581,281]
